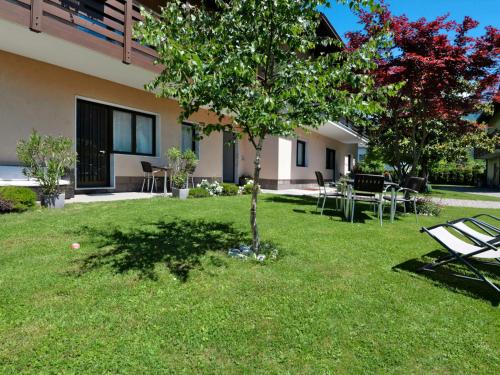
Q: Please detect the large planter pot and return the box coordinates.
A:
[172,188,189,200]
[41,192,65,209]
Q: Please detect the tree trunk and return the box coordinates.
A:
[250,139,264,253]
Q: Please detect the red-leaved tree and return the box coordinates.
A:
[347,3,500,180]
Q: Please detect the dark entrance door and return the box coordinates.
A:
[223,131,236,183]
[76,100,110,188]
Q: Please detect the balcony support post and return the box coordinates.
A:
[123,0,132,64]
[30,0,42,32]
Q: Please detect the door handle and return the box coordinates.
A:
[99,150,106,154]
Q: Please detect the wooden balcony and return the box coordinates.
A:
[0,0,160,72]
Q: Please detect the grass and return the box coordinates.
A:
[0,195,499,373]
[429,184,500,202]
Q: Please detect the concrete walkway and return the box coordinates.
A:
[430,197,500,209]
[67,192,170,204]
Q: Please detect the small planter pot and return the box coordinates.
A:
[41,192,65,209]
[172,188,189,200]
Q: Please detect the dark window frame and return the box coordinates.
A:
[111,107,156,157]
[326,148,335,170]
[296,140,306,167]
[181,121,199,154]
[347,154,352,172]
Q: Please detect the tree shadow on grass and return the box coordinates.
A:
[263,194,318,206]
[265,194,388,223]
[393,250,500,306]
[74,219,249,282]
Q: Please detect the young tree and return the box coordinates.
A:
[135,0,393,252]
[347,4,500,181]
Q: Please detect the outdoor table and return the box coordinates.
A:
[152,165,171,196]
[340,179,399,223]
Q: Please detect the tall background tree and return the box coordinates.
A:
[347,3,500,181]
[136,0,394,252]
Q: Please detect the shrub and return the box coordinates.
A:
[16,130,76,202]
[416,197,442,216]
[188,187,210,198]
[241,180,260,195]
[221,183,239,196]
[0,186,36,212]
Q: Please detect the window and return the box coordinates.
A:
[347,154,352,172]
[181,122,200,157]
[326,148,335,170]
[296,140,306,167]
[113,111,132,153]
[112,108,156,156]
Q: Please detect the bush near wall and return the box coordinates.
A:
[188,187,210,198]
[0,187,37,213]
[221,183,239,196]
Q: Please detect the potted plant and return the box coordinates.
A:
[16,130,76,208]
[167,147,198,200]
[172,172,189,199]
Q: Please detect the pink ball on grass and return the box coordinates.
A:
[70,243,81,250]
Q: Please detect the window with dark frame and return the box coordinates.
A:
[111,107,156,156]
[347,154,352,171]
[326,148,335,170]
[296,140,306,167]
[181,122,200,157]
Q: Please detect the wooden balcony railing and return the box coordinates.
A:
[1,0,160,71]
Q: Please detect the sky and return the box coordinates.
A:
[321,0,500,42]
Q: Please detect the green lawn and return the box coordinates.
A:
[0,195,499,373]
[429,184,500,202]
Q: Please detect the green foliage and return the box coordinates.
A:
[0,186,36,212]
[167,147,199,189]
[429,158,485,185]
[172,172,188,189]
[135,0,392,140]
[183,150,198,175]
[221,183,239,196]
[188,187,210,198]
[16,130,76,199]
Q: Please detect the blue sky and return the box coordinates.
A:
[321,0,500,41]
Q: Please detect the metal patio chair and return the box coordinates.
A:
[140,161,161,193]
[385,177,425,223]
[315,171,344,215]
[349,174,385,225]
[420,223,500,294]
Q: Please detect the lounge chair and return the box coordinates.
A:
[420,223,500,294]
[447,216,500,245]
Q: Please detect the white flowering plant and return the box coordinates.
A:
[239,180,260,195]
[197,179,223,196]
